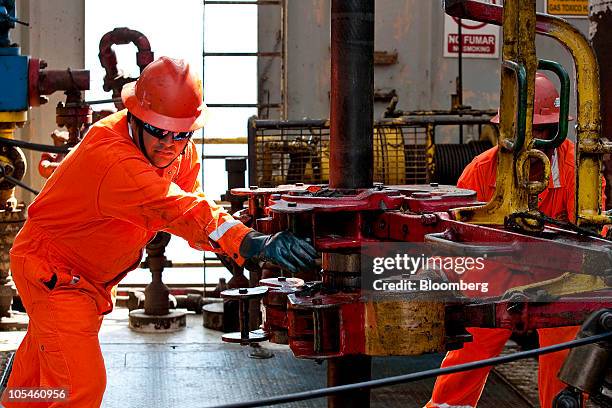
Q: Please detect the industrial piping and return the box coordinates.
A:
[327,1,375,407]
[329,0,374,190]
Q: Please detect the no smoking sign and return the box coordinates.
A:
[443,0,500,59]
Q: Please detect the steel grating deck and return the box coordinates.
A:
[0,310,532,407]
[102,342,532,408]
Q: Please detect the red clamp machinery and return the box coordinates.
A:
[222,1,612,407]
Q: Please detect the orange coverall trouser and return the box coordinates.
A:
[426,326,579,408]
[1,255,106,408]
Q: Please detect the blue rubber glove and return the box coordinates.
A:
[239,231,318,273]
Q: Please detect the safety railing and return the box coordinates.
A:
[248,114,495,188]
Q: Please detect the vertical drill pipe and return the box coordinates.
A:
[329,0,374,190]
[225,158,247,213]
[327,2,374,407]
[247,116,257,185]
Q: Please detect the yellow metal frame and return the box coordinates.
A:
[0,111,27,205]
[0,111,27,126]
[453,0,612,232]
[0,128,16,140]
[536,15,612,227]
[452,0,548,230]
[503,272,609,299]
[425,124,435,182]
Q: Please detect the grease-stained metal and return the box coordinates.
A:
[450,0,542,227]
[98,27,154,110]
[444,0,612,229]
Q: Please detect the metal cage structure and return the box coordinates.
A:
[247,114,495,187]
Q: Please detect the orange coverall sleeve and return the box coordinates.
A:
[97,156,252,265]
[456,161,487,201]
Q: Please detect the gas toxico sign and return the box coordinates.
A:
[443,0,500,59]
[544,0,588,18]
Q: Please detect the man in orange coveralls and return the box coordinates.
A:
[426,72,606,408]
[1,57,317,407]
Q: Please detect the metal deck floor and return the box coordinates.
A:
[97,309,532,408]
[1,308,532,407]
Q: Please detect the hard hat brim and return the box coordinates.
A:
[121,81,208,132]
[490,112,574,125]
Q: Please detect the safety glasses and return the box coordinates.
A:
[134,116,194,141]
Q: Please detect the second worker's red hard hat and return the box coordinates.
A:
[121,56,207,132]
[491,72,573,125]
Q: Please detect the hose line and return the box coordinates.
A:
[4,175,40,195]
[0,138,70,154]
[211,331,612,408]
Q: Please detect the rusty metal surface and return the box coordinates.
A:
[449,0,539,227]
[232,184,315,196]
[55,93,92,145]
[127,309,186,333]
[0,208,24,319]
[261,277,304,344]
[143,232,172,316]
[221,286,269,300]
[233,181,611,359]
[28,59,93,179]
[373,50,398,65]
[202,302,224,331]
[271,189,404,213]
[98,27,154,110]
[392,183,478,213]
[364,300,445,356]
[221,287,269,345]
[285,292,449,358]
[35,67,90,98]
[445,0,612,229]
[447,292,612,335]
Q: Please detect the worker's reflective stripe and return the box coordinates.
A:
[551,148,561,188]
[429,403,475,408]
[209,219,242,241]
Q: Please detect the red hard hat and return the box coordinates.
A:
[491,72,573,125]
[121,57,207,132]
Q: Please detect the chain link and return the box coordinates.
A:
[506,211,611,241]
